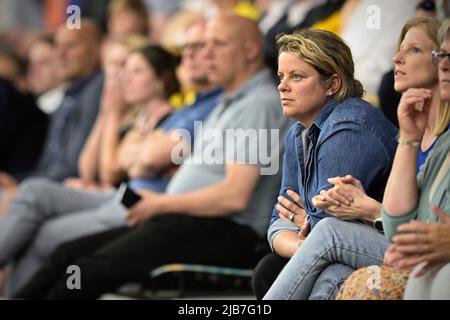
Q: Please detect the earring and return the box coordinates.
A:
[327,91,333,96]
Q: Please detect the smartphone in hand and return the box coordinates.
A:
[117,183,142,208]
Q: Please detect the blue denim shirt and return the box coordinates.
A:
[268,97,398,246]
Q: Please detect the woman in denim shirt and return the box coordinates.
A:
[256,29,398,300]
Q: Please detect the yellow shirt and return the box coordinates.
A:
[311,10,342,35]
[233,1,261,22]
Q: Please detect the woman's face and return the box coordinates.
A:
[122,52,161,105]
[277,51,329,125]
[438,37,450,102]
[393,26,438,93]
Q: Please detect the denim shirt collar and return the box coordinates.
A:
[312,98,339,130]
[294,98,339,139]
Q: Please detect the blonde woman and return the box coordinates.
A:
[259,29,398,300]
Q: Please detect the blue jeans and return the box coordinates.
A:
[264,218,389,300]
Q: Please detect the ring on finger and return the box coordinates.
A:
[290,213,296,222]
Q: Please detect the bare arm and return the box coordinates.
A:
[383,88,432,215]
[78,113,104,182]
[159,164,260,215]
[127,129,189,179]
[99,111,127,185]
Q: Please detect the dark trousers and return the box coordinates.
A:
[14,215,261,299]
[251,253,288,300]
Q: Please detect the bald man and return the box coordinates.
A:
[14,12,291,300]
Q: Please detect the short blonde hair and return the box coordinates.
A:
[436,18,450,135]
[277,29,364,102]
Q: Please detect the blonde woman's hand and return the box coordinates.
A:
[397,88,433,141]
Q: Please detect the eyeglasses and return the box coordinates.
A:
[432,50,450,66]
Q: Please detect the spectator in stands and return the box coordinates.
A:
[337,18,450,301]
[341,0,416,101]
[0,19,104,213]
[27,35,64,115]
[0,19,222,298]
[251,29,397,300]
[378,0,437,128]
[13,11,291,300]
[64,35,149,191]
[107,0,149,39]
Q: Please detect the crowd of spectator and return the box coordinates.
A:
[0,0,449,300]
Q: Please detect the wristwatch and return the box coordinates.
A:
[373,217,384,233]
